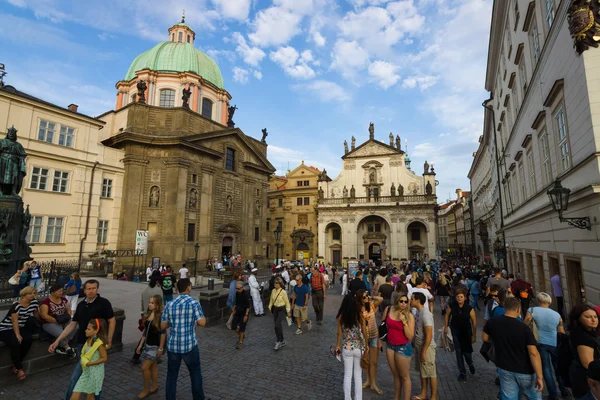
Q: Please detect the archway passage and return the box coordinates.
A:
[357,215,389,265]
[406,221,428,261]
[222,236,233,258]
[325,222,342,265]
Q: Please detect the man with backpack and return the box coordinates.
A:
[511,273,534,319]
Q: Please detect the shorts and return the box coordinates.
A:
[368,338,378,348]
[293,305,308,321]
[387,342,413,358]
[413,344,437,378]
[231,313,248,333]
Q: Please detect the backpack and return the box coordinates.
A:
[557,332,572,388]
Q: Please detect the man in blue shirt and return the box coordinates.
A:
[161,279,206,400]
[292,274,311,335]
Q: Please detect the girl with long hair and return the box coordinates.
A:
[71,318,108,399]
[136,295,166,399]
[336,293,368,400]
[568,304,600,398]
[385,292,415,400]
[356,288,384,395]
[435,272,452,315]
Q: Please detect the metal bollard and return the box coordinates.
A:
[208,277,215,290]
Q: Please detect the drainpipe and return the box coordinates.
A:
[482,97,507,269]
[78,161,100,269]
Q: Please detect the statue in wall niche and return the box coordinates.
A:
[136,80,147,103]
[149,186,160,207]
[350,185,355,198]
[0,126,27,197]
[426,181,433,195]
[568,0,600,54]
[344,140,348,154]
[189,188,198,209]
[389,132,394,146]
[351,136,356,150]
[398,183,404,196]
[318,187,324,200]
[424,160,429,174]
[369,169,376,184]
[226,195,233,213]
[343,185,348,198]
[396,135,401,150]
[261,128,268,144]
[390,183,396,197]
[255,200,261,215]
[368,122,374,140]
[181,86,191,109]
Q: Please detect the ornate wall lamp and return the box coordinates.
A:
[546,179,591,230]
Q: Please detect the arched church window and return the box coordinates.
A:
[178,32,183,42]
[172,33,175,41]
[201,98,213,119]
[159,89,175,108]
[187,34,191,43]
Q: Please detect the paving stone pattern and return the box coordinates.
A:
[0,280,506,399]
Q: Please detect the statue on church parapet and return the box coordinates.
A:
[398,183,404,196]
[343,185,348,198]
[182,86,191,109]
[424,160,429,175]
[261,128,268,144]
[0,126,27,197]
[351,136,356,151]
[396,135,401,150]
[368,122,374,140]
[318,187,324,200]
[389,132,394,146]
[350,185,356,198]
[136,80,147,103]
[390,183,396,197]
[344,140,348,154]
[426,181,433,195]
[227,104,238,128]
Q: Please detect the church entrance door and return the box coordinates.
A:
[369,243,381,265]
[222,236,233,258]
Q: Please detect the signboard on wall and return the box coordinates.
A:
[297,251,309,260]
[135,230,148,255]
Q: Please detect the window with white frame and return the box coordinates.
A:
[26,216,43,243]
[506,104,513,132]
[45,217,63,243]
[527,150,537,194]
[539,129,552,184]
[501,51,507,78]
[97,220,109,243]
[545,0,555,28]
[58,125,75,147]
[159,89,175,107]
[511,171,519,205]
[52,171,69,193]
[30,167,49,190]
[519,60,527,93]
[553,103,571,171]
[101,178,113,198]
[38,120,56,143]
[518,162,527,200]
[529,20,541,65]
[512,84,519,116]
[503,182,511,214]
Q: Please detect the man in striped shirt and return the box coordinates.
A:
[161,278,206,400]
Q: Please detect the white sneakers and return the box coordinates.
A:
[274,341,287,350]
[295,328,303,335]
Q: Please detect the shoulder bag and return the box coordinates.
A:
[527,307,539,340]
[378,306,390,342]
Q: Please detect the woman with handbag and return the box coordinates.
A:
[136,295,166,399]
[336,293,368,400]
[0,286,40,380]
[444,288,477,382]
[523,292,569,400]
[384,293,415,400]
[9,263,30,297]
[268,277,290,351]
[64,272,82,317]
[356,288,384,396]
[568,304,600,399]
[40,284,77,359]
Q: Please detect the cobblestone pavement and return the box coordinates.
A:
[0,279,506,399]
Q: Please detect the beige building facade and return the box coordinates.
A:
[0,85,124,261]
[266,163,320,262]
[484,0,600,310]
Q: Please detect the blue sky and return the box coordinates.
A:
[0,0,492,202]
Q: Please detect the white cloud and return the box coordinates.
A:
[206,49,237,63]
[293,80,351,102]
[97,32,116,41]
[330,40,370,79]
[248,6,302,47]
[232,67,249,84]
[253,70,263,80]
[270,47,316,80]
[402,75,438,90]
[231,32,266,67]
[211,0,252,21]
[274,0,315,15]
[368,60,400,89]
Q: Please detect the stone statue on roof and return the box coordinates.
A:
[344,140,348,154]
[182,86,191,109]
[396,135,400,150]
[227,104,238,128]
[136,80,147,103]
[369,122,374,140]
[261,128,268,144]
[424,160,429,174]
[351,136,356,151]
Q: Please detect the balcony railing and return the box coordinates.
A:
[318,194,436,206]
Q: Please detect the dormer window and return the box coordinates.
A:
[187,35,190,43]
[172,33,175,41]
[178,32,183,42]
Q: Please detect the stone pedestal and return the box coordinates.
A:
[0,197,31,277]
[197,288,230,326]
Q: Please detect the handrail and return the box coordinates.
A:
[317,194,436,205]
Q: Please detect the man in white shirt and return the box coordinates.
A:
[248,268,264,316]
[178,263,189,279]
[146,266,153,282]
[408,276,434,313]
[281,266,290,289]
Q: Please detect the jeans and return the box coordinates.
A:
[538,343,568,399]
[497,367,541,400]
[166,345,205,400]
[342,348,362,400]
[451,328,474,375]
[272,306,286,342]
[312,289,324,322]
[42,322,76,347]
[65,344,103,400]
[163,294,173,305]
[29,278,41,290]
[470,293,481,310]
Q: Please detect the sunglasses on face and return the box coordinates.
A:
[362,296,368,299]
[398,299,408,304]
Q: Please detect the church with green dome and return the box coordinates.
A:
[115,17,231,126]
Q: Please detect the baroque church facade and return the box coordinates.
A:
[317,124,438,266]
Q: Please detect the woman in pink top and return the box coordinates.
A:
[384,293,415,400]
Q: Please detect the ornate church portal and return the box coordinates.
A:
[317,124,438,266]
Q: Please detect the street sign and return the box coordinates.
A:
[135,230,148,255]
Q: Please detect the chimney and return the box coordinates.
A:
[456,188,463,199]
[68,104,78,112]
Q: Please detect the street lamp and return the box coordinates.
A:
[274,225,282,266]
[194,242,199,277]
[547,179,591,230]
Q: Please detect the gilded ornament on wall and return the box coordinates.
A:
[568,0,600,54]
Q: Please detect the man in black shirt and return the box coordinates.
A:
[482,296,543,399]
[231,281,251,349]
[349,269,367,294]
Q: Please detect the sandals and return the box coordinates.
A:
[371,387,383,395]
[362,382,370,389]
[16,369,26,380]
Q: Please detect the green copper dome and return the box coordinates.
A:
[124,42,224,89]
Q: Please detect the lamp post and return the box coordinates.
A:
[547,179,592,230]
[194,242,199,277]
[274,225,282,266]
